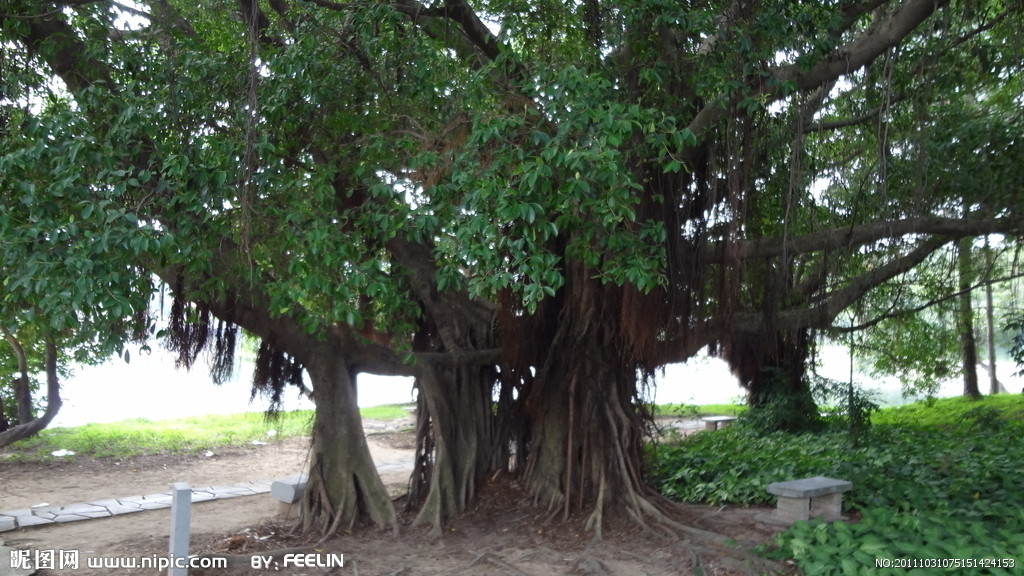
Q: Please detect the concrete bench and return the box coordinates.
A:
[271,474,307,519]
[701,415,738,431]
[756,476,852,526]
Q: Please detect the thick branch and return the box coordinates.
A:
[687,0,948,142]
[732,236,948,334]
[710,216,1021,263]
[772,0,950,91]
[18,8,115,95]
[387,236,495,352]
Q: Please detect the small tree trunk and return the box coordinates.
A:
[984,239,1000,395]
[0,393,9,431]
[0,336,62,448]
[3,329,34,425]
[957,238,981,399]
[301,347,397,536]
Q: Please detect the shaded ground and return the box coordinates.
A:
[1,418,793,575]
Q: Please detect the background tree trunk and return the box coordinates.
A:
[984,239,1002,395]
[723,329,819,432]
[957,238,981,399]
[0,393,9,431]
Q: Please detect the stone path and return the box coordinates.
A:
[0,480,270,533]
[0,455,415,534]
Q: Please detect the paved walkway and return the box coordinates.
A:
[0,455,415,534]
[0,479,273,533]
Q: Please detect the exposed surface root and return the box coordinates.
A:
[140,476,796,576]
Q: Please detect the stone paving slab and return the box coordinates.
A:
[0,479,281,533]
[0,462,415,533]
[53,514,90,523]
[12,516,53,528]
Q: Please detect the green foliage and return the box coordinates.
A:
[812,374,879,441]
[771,508,1023,576]
[651,396,1024,575]
[1004,314,1024,378]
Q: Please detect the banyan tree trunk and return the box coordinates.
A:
[408,361,498,536]
[519,271,659,540]
[301,348,398,536]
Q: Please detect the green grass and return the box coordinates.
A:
[652,402,748,418]
[872,393,1024,430]
[650,395,1024,575]
[359,403,412,421]
[1,403,414,461]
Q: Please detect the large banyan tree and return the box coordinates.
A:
[2,0,1022,538]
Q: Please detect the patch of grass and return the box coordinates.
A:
[2,403,413,461]
[360,403,413,421]
[872,393,1024,430]
[652,403,747,418]
[650,394,1024,575]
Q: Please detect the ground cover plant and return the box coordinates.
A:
[0,404,411,460]
[650,395,1024,575]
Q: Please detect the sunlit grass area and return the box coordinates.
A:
[651,402,747,417]
[1,404,414,461]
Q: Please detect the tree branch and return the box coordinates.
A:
[736,235,948,333]
[709,216,1022,263]
[687,0,948,142]
[772,0,951,91]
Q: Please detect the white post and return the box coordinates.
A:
[169,482,191,576]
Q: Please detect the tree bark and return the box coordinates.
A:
[957,238,981,399]
[408,361,498,536]
[3,328,34,425]
[0,336,62,448]
[301,345,398,536]
[517,270,661,541]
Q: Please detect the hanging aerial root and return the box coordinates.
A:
[583,472,607,540]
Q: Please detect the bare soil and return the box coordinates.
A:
[1,420,793,576]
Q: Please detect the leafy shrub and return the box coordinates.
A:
[769,508,1024,576]
[651,396,1024,575]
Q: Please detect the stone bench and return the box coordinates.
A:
[271,474,307,519]
[756,476,852,526]
[701,415,737,431]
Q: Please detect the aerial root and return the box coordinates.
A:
[466,547,493,569]
[595,489,786,575]
[464,548,528,576]
[575,553,610,576]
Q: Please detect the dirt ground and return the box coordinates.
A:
[1,420,794,576]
